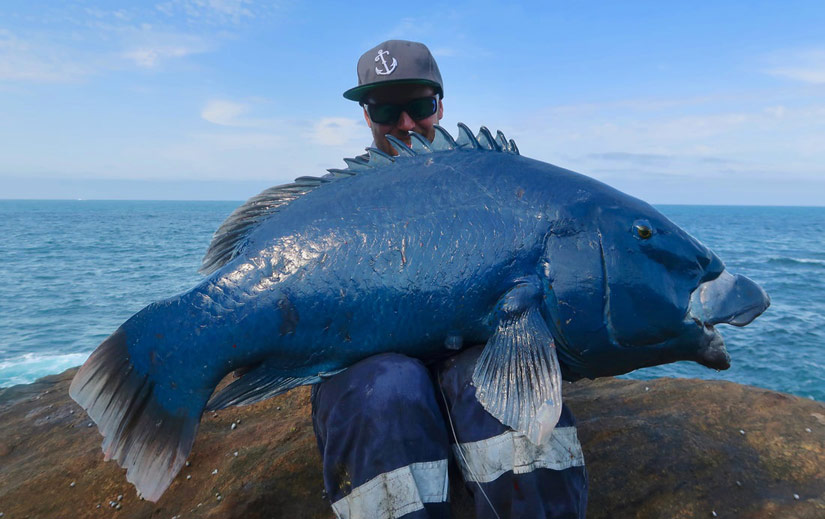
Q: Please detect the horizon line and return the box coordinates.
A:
[2,198,824,208]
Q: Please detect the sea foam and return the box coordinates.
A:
[0,352,90,388]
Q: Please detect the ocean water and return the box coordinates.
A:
[0,201,823,402]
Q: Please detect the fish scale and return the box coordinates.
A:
[70,124,769,502]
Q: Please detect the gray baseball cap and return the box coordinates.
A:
[343,40,444,102]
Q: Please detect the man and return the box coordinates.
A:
[343,40,444,156]
[311,40,588,519]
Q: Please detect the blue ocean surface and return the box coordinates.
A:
[0,201,823,402]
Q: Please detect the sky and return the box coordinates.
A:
[1,1,824,205]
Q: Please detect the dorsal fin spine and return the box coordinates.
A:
[431,125,457,150]
[343,157,371,171]
[456,123,479,149]
[385,135,417,157]
[367,147,395,166]
[326,172,356,180]
[509,139,520,155]
[476,126,497,150]
[409,132,433,153]
[293,176,329,184]
[495,131,508,151]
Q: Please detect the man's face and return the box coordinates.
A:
[362,83,444,156]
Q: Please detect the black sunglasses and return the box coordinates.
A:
[364,96,438,125]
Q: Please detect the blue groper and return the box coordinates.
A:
[70,124,770,502]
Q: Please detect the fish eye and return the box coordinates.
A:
[636,225,652,239]
[633,220,653,240]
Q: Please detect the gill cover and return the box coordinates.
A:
[541,228,611,380]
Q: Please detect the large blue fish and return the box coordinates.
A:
[70,124,769,501]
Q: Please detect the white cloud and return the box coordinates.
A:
[199,98,287,128]
[147,132,291,181]
[766,49,825,84]
[194,132,285,150]
[151,126,363,183]
[123,44,200,67]
[383,17,435,41]
[586,152,673,166]
[0,30,89,82]
[155,3,175,16]
[201,99,251,126]
[201,0,254,19]
[117,25,212,68]
[646,113,750,141]
[431,47,460,58]
[763,105,787,118]
[770,67,825,84]
[165,114,366,181]
[1,2,257,81]
[310,117,365,147]
[0,7,216,82]
[378,16,490,60]
[511,108,752,161]
[155,0,256,23]
[500,91,825,197]
[85,7,133,21]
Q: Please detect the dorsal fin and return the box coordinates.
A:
[199,124,520,275]
[199,180,323,274]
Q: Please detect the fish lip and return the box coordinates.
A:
[694,322,731,370]
[688,271,770,327]
[611,318,731,371]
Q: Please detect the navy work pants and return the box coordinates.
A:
[311,347,588,519]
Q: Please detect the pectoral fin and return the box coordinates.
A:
[473,277,563,445]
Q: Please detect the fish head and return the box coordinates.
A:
[541,190,770,380]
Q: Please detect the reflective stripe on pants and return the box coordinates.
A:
[452,426,585,484]
[331,460,449,519]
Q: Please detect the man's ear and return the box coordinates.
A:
[363,106,372,128]
[437,99,444,121]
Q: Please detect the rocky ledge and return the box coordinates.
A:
[1,369,823,519]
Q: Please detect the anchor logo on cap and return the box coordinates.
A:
[374,49,397,76]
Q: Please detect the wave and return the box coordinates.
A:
[766,257,825,267]
[0,352,89,388]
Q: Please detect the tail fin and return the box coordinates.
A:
[69,326,205,502]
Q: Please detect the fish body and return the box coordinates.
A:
[70,125,769,501]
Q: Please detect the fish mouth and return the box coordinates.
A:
[687,271,771,370]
